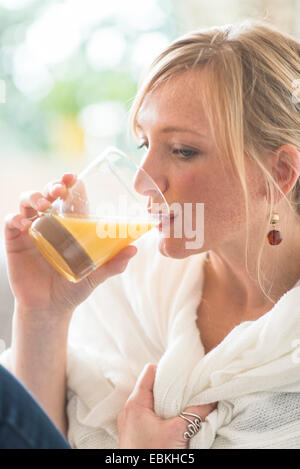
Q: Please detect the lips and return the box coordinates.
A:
[146,197,178,228]
[148,210,175,222]
[160,212,175,221]
[157,211,177,231]
[147,195,171,214]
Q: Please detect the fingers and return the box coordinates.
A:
[61,173,77,188]
[42,173,77,203]
[168,403,217,447]
[68,179,89,215]
[4,212,33,242]
[103,245,138,275]
[134,363,157,395]
[117,363,157,446]
[19,190,52,219]
[127,363,157,411]
[43,175,88,215]
[84,245,138,290]
[180,402,217,424]
[19,173,77,219]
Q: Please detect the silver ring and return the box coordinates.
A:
[179,412,202,440]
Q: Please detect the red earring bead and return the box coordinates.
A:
[267,229,282,245]
[267,212,282,245]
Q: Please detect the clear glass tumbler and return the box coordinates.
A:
[29,147,169,282]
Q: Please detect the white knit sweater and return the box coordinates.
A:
[1,230,300,448]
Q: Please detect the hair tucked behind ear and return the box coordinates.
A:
[129,19,300,302]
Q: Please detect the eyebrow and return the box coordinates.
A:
[136,122,206,138]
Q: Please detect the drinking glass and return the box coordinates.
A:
[29,147,169,283]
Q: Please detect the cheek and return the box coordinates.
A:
[159,162,267,257]
[191,174,248,241]
[205,183,244,220]
[203,174,266,239]
[172,170,204,200]
[174,170,244,219]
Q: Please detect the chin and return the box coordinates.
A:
[157,236,205,259]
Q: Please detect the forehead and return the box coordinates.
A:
[136,69,211,132]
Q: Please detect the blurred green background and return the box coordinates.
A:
[1,0,300,237]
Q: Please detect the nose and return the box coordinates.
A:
[133,152,168,204]
[133,170,169,218]
[133,168,167,202]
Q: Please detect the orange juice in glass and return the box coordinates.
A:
[29,147,169,283]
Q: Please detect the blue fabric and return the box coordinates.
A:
[0,364,71,449]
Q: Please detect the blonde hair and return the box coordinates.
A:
[129,20,300,301]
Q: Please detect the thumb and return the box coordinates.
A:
[175,402,217,427]
[129,363,157,411]
[83,245,137,290]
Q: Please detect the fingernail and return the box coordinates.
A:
[125,253,135,263]
[123,253,136,266]
[120,260,129,270]
[37,198,48,209]
[21,219,29,227]
[128,247,138,258]
[51,184,62,192]
[36,199,45,208]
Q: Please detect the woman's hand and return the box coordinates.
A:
[118,364,217,449]
[4,173,137,319]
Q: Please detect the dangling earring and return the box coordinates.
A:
[267,212,282,245]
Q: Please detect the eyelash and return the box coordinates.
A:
[136,142,200,160]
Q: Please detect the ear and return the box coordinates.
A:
[267,144,300,203]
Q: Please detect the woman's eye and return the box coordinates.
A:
[137,142,199,160]
[137,142,148,150]
[173,148,199,159]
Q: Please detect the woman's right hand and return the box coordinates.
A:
[4,173,137,319]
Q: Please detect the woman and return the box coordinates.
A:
[2,20,300,449]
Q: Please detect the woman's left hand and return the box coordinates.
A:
[117,363,217,449]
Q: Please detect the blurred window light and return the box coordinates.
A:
[12,44,53,98]
[79,101,127,138]
[25,4,82,65]
[2,23,28,46]
[115,0,166,30]
[0,80,5,103]
[86,28,126,70]
[23,0,132,67]
[0,0,34,9]
[131,32,169,71]
[63,0,120,32]
[1,45,14,75]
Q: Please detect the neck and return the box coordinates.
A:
[208,214,300,316]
